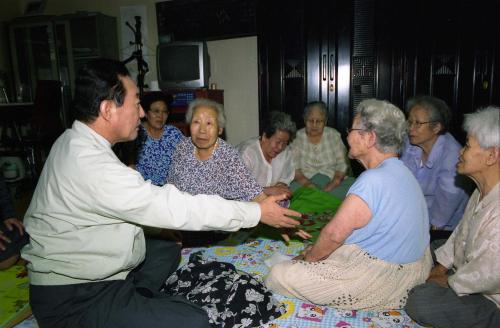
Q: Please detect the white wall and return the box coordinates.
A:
[207,37,259,145]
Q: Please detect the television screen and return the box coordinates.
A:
[157,41,210,89]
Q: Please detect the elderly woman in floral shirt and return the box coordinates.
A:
[167,98,266,246]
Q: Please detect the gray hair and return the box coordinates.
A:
[406,95,451,134]
[185,98,226,129]
[261,111,297,141]
[303,101,328,122]
[463,105,500,149]
[355,99,407,154]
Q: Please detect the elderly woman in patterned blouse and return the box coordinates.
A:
[291,101,349,194]
[405,106,500,328]
[133,91,185,186]
[167,98,267,246]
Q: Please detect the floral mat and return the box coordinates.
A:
[176,233,425,328]
[12,235,424,328]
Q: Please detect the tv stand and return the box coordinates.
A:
[162,88,224,136]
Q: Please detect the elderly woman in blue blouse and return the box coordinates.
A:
[167,98,266,246]
[266,99,432,310]
[401,95,470,232]
[134,91,184,186]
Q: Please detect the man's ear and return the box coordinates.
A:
[99,100,114,122]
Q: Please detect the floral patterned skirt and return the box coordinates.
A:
[164,252,285,327]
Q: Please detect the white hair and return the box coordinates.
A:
[355,99,407,154]
[185,98,226,129]
[463,105,500,148]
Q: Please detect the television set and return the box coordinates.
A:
[157,41,210,89]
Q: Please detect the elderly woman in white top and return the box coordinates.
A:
[238,111,296,198]
[266,99,431,310]
[405,106,500,328]
[291,101,349,195]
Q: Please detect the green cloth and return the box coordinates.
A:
[289,187,342,242]
[289,186,342,214]
[289,174,355,200]
[252,187,342,243]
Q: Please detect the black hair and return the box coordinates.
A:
[71,58,130,123]
[140,91,173,113]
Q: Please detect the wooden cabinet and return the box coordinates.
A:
[305,0,352,134]
[258,0,498,146]
[257,0,306,128]
[258,0,353,134]
[376,0,498,143]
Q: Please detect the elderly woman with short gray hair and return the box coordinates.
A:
[167,98,266,246]
[266,99,432,310]
[401,95,469,231]
[238,111,297,198]
[291,101,349,194]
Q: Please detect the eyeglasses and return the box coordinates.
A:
[346,128,365,134]
[407,120,437,129]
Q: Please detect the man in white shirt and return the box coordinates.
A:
[21,59,301,328]
[238,111,296,198]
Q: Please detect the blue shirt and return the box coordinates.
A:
[400,133,470,230]
[136,124,184,186]
[345,158,429,264]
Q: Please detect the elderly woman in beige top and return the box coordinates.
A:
[405,105,500,328]
[291,101,349,195]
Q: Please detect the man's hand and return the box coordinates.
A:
[258,194,301,229]
[0,218,24,251]
[4,218,24,235]
[0,230,11,251]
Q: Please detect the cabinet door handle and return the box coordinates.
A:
[330,54,335,81]
[322,54,327,81]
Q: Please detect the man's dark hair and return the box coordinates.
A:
[71,58,130,123]
[140,91,173,113]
